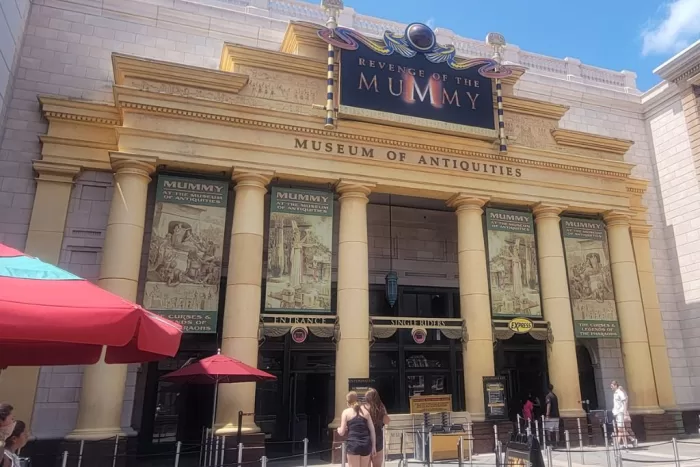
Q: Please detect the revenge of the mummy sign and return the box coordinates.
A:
[486,209,542,318]
[561,218,620,338]
[265,187,334,313]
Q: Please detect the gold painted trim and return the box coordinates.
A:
[552,129,634,156]
[113,53,249,93]
[281,22,328,56]
[39,135,118,150]
[501,95,569,120]
[39,96,120,126]
[117,101,631,179]
[219,43,328,78]
[338,105,499,139]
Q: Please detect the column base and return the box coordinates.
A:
[215,422,261,436]
[471,420,513,454]
[330,429,347,464]
[629,406,665,415]
[21,435,132,467]
[220,433,266,467]
[65,427,128,441]
[630,412,684,442]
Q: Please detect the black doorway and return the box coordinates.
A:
[290,372,333,450]
[577,344,599,411]
[495,334,548,421]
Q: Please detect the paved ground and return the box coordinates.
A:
[261,439,700,467]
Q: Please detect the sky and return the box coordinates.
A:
[308,0,700,92]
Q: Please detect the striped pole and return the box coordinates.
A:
[326,43,335,129]
[321,0,342,129]
[496,78,506,153]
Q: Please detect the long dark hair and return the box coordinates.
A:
[5,421,25,450]
[365,388,386,424]
[0,404,12,424]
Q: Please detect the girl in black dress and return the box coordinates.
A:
[364,388,391,467]
[337,391,376,467]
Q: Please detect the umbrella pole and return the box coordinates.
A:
[212,382,218,429]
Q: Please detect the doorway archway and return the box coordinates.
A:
[576,344,599,411]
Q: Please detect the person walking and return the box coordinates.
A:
[2,421,28,467]
[610,381,637,449]
[363,388,391,467]
[544,384,560,445]
[337,391,377,467]
[0,404,14,452]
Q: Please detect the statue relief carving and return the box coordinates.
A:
[236,65,325,106]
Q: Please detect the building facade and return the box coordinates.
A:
[0,0,699,452]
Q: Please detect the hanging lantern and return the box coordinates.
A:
[385,270,398,307]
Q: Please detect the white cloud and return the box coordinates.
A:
[642,0,700,56]
[425,17,436,29]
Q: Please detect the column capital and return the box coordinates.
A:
[604,210,632,227]
[532,203,567,220]
[110,153,157,179]
[32,160,81,184]
[446,193,489,211]
[336,179,374,198]
[630,222,652,238]
[232,169,274,189]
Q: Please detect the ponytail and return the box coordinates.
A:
[346,391,361,413]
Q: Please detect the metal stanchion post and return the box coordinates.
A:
[468,423,473,467]
[200,427,206,467]
[517,415,522,434]
[303,438,309,467]
[547,446,553,467]
[535,419,541,447]
[61,450,68,467]
[428,431,434,467]
[174,441,182,467]
[205,429,211,467]
[458,436,463,467]
[112,434,120,467]
[565,430,572,467]
[577,418,584,464]
[220,435,226,467]
[383,426,387,466]
[77,439,85,467]
[401,431,407,467]
[493,424,498,452]
[341,441,347,467]
[526,421,532,438]
[672,438,680,467]
[261,455,268,467]
[604,430,612,467]
[237,443,243,467]
[603,422,609,448]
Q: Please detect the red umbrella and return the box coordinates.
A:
[161,351,276,427]
[0,243,182,367]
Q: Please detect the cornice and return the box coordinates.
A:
[39,96,120,127]
[501,66,527,89]
[219,43,327,79]
[39,135,117,150]
[654,40,700,83]
[32,160,81,183]
[501,95,569,120]
[117,100,632,180]
[551,129,634,156]
[112,53,249,94]
[280,21,328,57]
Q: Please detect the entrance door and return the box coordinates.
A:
[290,372,333,450]
[495,335,548,421]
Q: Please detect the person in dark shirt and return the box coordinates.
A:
[544,384,560,445]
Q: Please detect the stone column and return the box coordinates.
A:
[448,194,493,421]
[630,223,676,409]
[68,155,156,440]
[331,180,373,427]
[216,170,273,435]
[604,211,661,414]
[532,204,585,418]
[0,161,80,429]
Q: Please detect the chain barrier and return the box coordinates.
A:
[40,416,700,467]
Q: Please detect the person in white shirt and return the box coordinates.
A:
[610,381,637,449]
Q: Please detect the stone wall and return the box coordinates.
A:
[644,82,700,408]
[0,0,30,145]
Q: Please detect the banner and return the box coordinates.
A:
[143,175,229,334]
[483,376,508,421]
[561,218,620,338]
[264,187,334,313]
[486,209,542,318]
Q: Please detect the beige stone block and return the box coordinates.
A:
[222,284,262,338]
[228,232,264,286]
[157,6,210,30]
